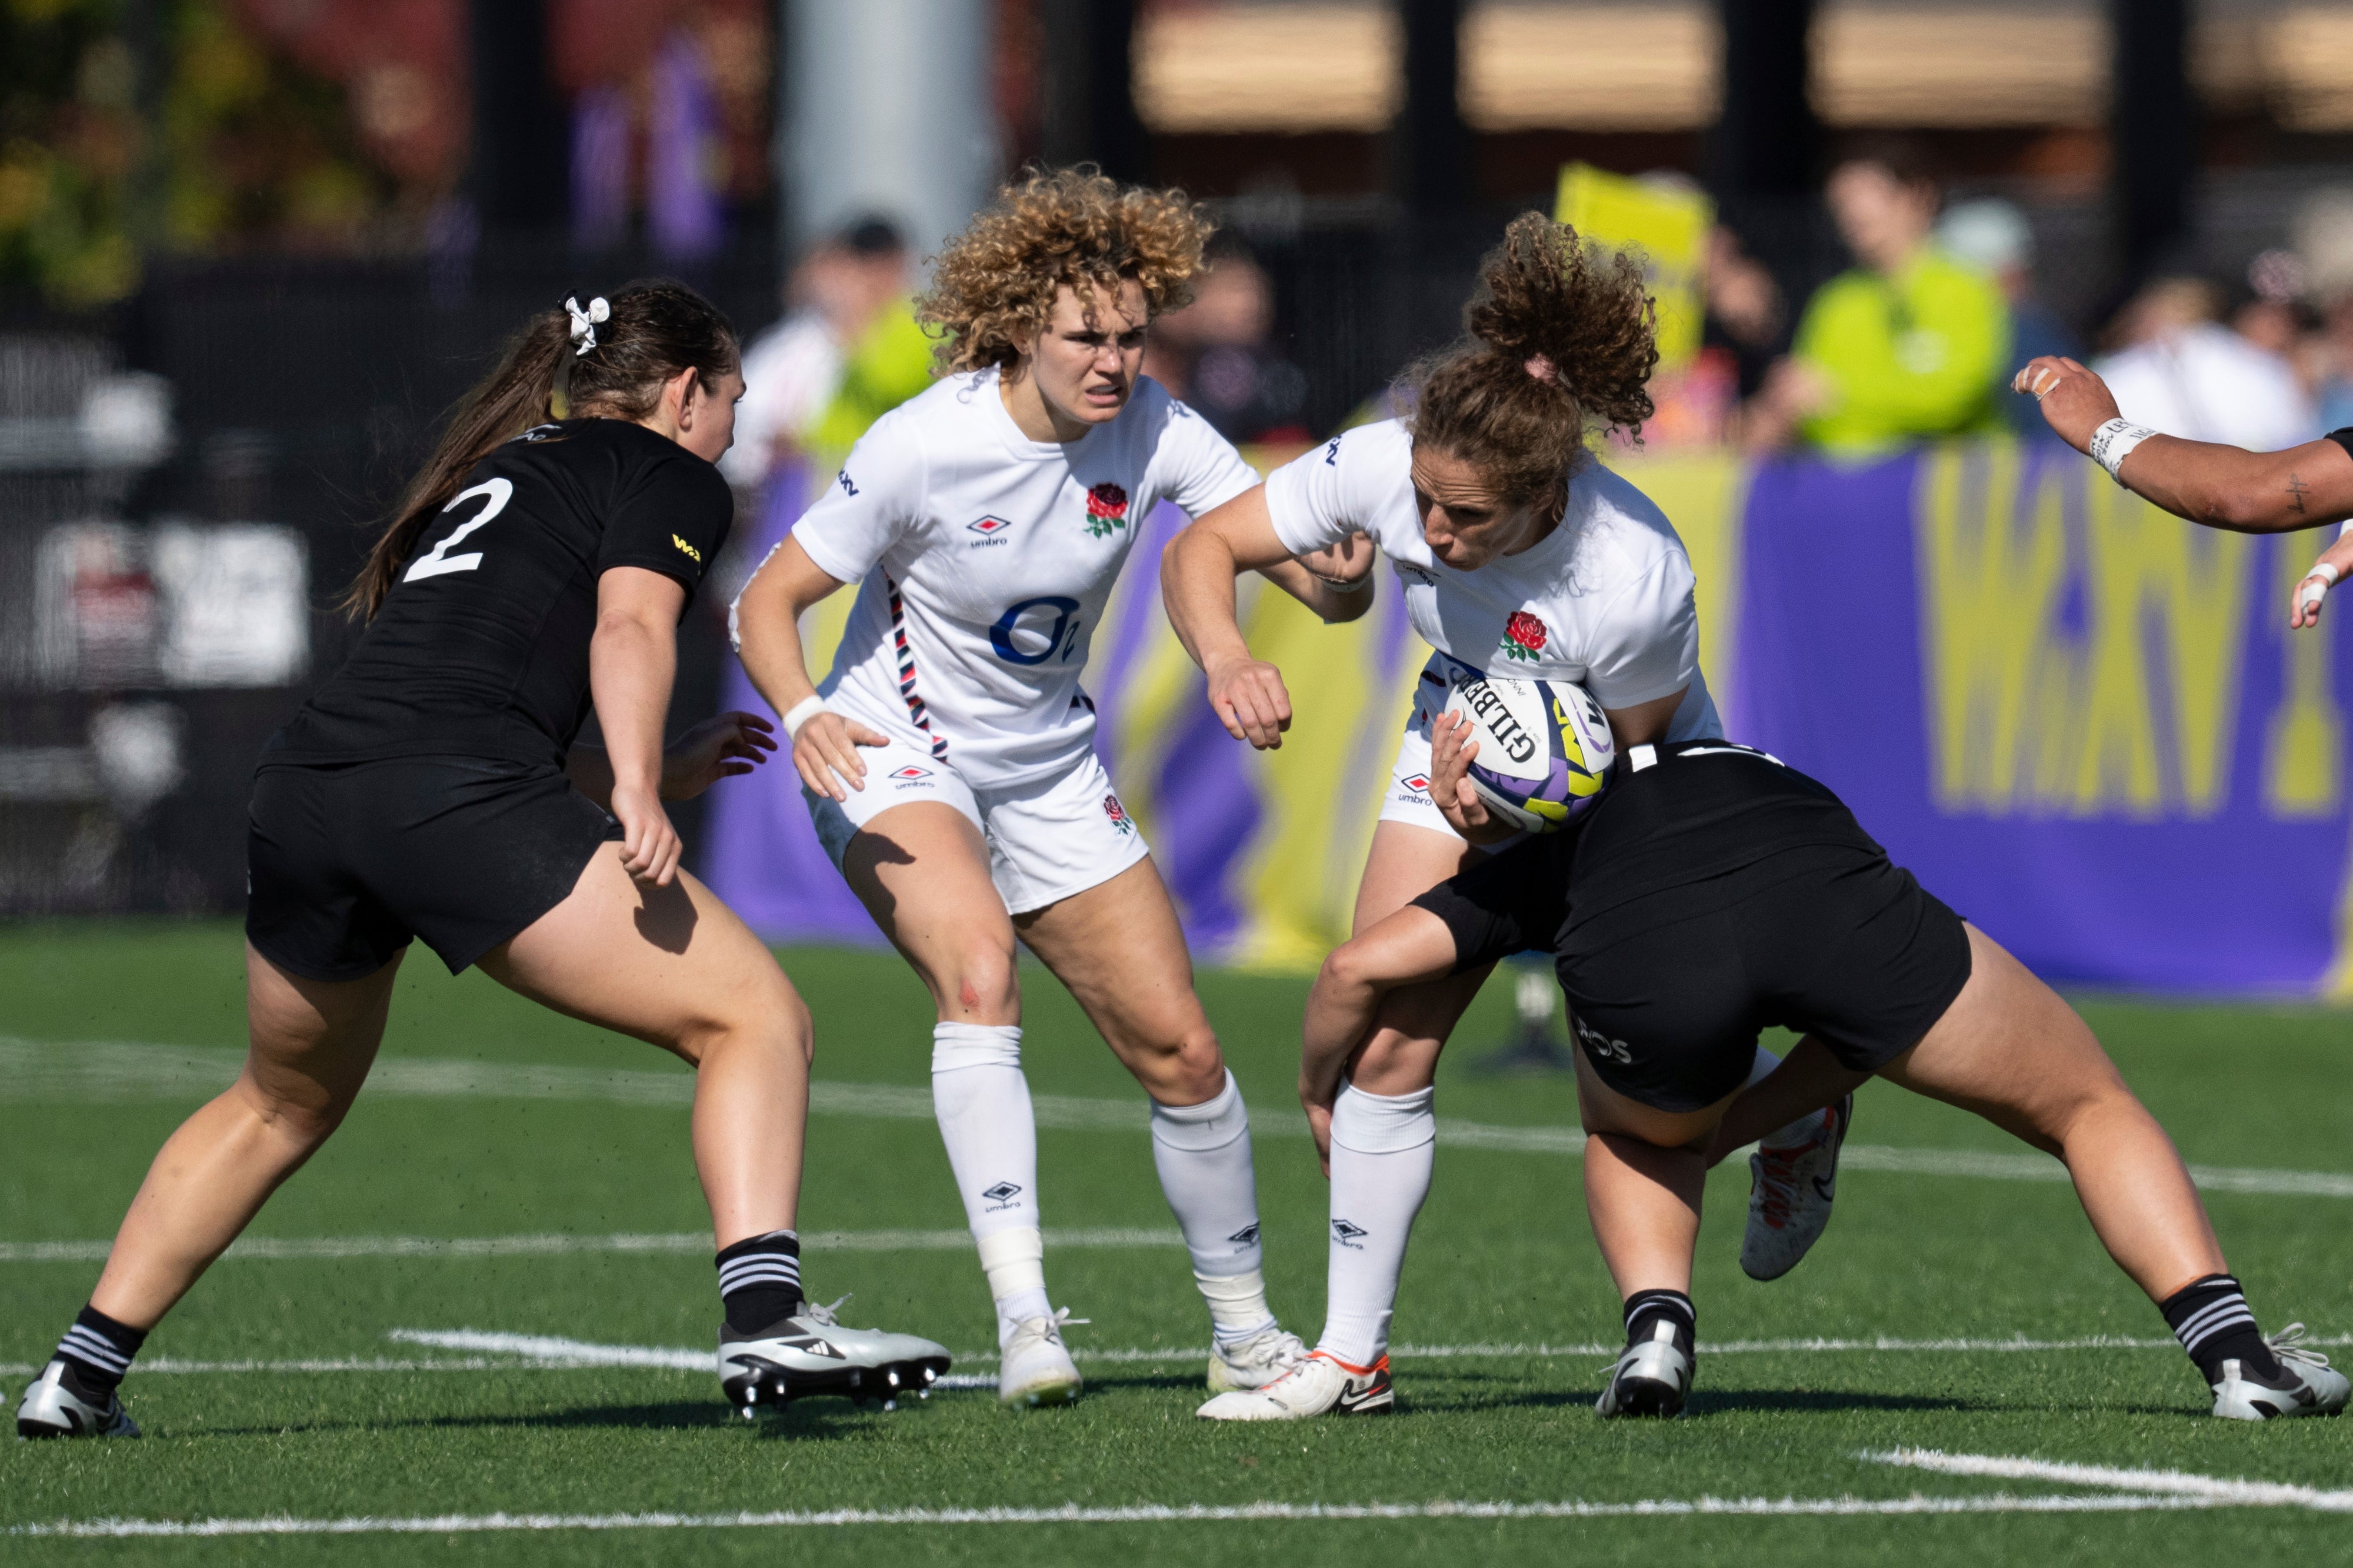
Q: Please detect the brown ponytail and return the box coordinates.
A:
[345,278,740,618]
[1404,213,1658,515]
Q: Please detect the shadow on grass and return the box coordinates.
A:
[1416,1381,1981,1417]
[196,1399,894,1440]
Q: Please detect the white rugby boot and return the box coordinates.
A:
[2209,1325,2350,1420]
[16,1360,139,1439]
[1740,1093,1853,1282]
[1206,1324,1309,1393]
[998,1307,1085,1409]
[1197,1350,1392,1420]
[718,1296,952,1418]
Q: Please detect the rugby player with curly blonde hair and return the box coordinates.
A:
[734,168,1369,1408]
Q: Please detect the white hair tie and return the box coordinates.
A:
[565,295,611,356]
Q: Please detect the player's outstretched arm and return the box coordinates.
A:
[566,710,776,809]
[1301,909,1459,1174]
[732,535,889,802]
[1163,483,1301,749]
[2017,355,2353,533]
[1256,531,1380,626]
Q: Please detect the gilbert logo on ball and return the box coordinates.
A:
[1440,662,1614,835]
[1084,482,1129,538]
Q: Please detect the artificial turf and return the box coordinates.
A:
[2,920,2348,1564]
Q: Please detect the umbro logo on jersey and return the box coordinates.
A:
[887,766,932,782]
[1401,773,1431,793]
[671,533,702,563]
[1331,1219,1368,1249]
[967,515,1014,547]
[1400,564,1438,586]
[981,1182,1023,1203]
[836,468,859,496]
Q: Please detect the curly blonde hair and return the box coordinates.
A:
[918,166,1212,376]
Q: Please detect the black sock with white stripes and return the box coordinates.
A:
[716,1230,804,1334]
[2160,1273,2279,1383]
[54,1304,145,1396]
[1623,1289,1696,1359]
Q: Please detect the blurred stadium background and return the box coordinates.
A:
[9,0,2353,995]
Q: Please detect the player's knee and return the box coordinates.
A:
[938,943,1019,1023]
[1134,1023,1225,1103]
[236,1076,351,1151]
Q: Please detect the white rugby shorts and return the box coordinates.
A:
[804,715,1150,915]
[1377,654,1458,838]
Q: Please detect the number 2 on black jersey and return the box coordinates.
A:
[405,478,514,583]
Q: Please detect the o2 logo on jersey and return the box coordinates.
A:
[404,478,512,583]
[1082,483,1129,539]
[989,596,1084,667]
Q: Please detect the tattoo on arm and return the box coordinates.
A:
[2288,473,2312,516]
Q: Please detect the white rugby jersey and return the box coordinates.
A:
[1264,418,1722,742]
[788,369,1259,786]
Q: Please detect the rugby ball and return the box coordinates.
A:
[1439,666,1614,834]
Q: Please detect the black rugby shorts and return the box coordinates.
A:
[1557,846,1974,1113]
[245,758,621,980]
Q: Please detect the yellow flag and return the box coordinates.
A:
[1554,162,1712,372]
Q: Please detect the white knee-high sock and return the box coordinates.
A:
[1317,1081,1436,1368]
[932,1023,1051,1334]
[1150,1070,1274,1346]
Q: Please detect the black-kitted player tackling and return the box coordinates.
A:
[1299,718,2346,1424]
[19,282,948,1442]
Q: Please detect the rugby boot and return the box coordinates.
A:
[1206,1323,1309,1393]
[16,1360,139,1440]
[1740,1093,1853,1282]
[1196,1350,1392,1420]
[998,1307,1085,1409]
[2209,1325,2350,1420]
[718,1296,951,1417]
[1596,1319,1692,1418]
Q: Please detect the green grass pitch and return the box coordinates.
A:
[2,919,2348,1564]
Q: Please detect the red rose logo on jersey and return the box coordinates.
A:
[1084,482,1130,539]
[1501,610,1549,663]
[1102,793,1135,836]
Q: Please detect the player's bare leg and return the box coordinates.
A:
[482,843,946,1419]
[1019,856,1307,1388]
[88,946,403,1334]
[837,800,1077,1406]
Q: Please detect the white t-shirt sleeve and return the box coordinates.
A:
[788,411,925,583]
[1155,401,1263,518]
[1582,553,1702,712]
[1262,423,1398,555]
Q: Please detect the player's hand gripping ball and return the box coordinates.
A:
[1439,664,1614,833]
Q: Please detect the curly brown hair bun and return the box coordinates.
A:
[918,166,1213,377]
[1406,212,1659,512]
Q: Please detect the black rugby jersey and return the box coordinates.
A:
[268,418,732,769]
[1421,745,1887,969]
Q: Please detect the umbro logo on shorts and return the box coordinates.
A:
[1401,773,1431,794]
[981,1182,1024,1203]
[888,766,932,781]
[1331,1219,1368,1249]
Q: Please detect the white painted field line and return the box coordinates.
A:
[0,1493,2231,1539]
[1869,1449,2353,1513]
[0,1226,1182,1265]
[11,1035,2353,1198]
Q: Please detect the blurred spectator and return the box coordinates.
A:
[1702,225,1786,398]
[722,215,911,486]
[1142,240,1311,445]
[2291,192,2353,431]
[2096,276,2317,451]
[1938,198,2082,436]
[1745,139,2009,457]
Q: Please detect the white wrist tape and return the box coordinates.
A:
[2339,519,2353,538]
[2089,418,2158,484]
[2300,562,2339,615]
[781,695,828,739]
